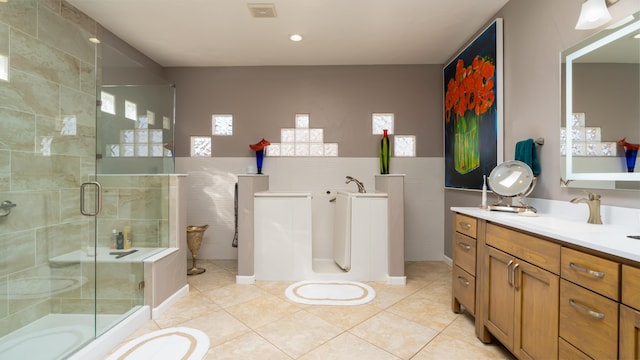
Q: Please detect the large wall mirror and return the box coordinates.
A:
[561,11,640,190]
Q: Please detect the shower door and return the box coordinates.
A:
[0,1,101,358]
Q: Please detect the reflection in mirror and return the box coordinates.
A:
[561,11,640,190]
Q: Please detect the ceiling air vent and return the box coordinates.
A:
[247,3,277,18]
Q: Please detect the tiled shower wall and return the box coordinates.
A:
[0,0,98,336]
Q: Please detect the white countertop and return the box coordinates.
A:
[452,206,640,263]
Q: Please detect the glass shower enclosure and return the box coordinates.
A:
[0,2,174,359]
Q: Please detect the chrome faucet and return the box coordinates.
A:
[345,176,366,193]
[570,192,602,224]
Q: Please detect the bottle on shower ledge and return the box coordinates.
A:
[110,229,118,249]
[116,232,124,250]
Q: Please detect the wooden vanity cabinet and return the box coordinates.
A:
[620,265,640,359]
[483,223,560,360]
[452,213,477,315]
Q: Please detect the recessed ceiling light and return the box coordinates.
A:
[89,37,100,44]
[289,34,303,42]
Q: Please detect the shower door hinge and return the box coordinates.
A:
[138,281,145,290]
[96,100,102,107]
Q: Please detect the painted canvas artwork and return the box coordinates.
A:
[444,19,503,190]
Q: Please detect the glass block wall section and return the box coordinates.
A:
[372,113,394,135]
[101,91,115,114]
[125,100,137,120]
[212,114,233,135]
[266,113,338,157]
[561,113,617,156]
[394,135,416,157]
[0,54,8,81]
[191,136,212,157]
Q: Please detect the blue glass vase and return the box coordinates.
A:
[256,150,264,174]
[625,149,638,172]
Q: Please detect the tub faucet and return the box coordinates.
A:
[570,192,602,224]
[345,176,366,193]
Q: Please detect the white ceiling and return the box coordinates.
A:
[67,0,510,67]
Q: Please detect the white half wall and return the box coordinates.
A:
[176,157,444,261]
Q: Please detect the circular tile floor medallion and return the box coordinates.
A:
[106,327,209,360]
[285,280,376,305]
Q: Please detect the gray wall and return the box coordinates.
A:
[164,65,442,158]
[443,0,640,258]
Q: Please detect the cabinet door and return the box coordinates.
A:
[620,304,640,360]
[484,246,515,351]
[513,260,559,360]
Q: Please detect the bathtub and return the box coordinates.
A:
[254,190,389,282]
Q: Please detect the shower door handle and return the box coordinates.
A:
[80,181,102,216]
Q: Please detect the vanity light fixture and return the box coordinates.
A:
[575,0,612,30]
[289,34,303,42]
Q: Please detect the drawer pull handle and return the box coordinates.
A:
[457,276,470,286]
[513,263,520,290]
[457,242,471,251]
[569,263,605,278]
[569,299,605,319]
[458,222,472,230]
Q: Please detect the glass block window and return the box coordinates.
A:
[150,129,163,143]
[125,101,137,120]
[60,115,77,135]
[121,144,134,157]
[0,54,8,81]
[212,114,233,135]
[135,144,148,157]
[268,114,338,157]
[394,135,416,157]
[136,115,148,129]
[150,144,164,157]
[120,130,134,144]
[135,129,148,143]
[101,91,115,114]
[106,144,119,157]
[372,113,394,135]
[295,114,309,128]
[163,116,171,130]
[147,110,155,125]
[324,143,338,157]
[266,143,281,156]
[191,136,211,157]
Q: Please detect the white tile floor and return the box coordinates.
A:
[108,261,515,359]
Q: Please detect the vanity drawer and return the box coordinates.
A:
[454,213,477,239]
[622,264,640,310]
[561,247,620,301]
[452,265,475,315]
[453,232,476,276]
[558,337,591,360]
[486,223,561,274]
[560,279,619,360]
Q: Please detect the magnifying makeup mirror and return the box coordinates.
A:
[487,160,537,213]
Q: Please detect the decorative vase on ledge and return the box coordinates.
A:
[380,129,390,174]
[249,138,270,175]
[625,149,638,172]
